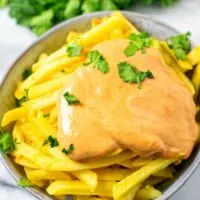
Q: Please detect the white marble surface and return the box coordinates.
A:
[1,0,200,199]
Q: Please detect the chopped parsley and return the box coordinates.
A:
[43,113,50,118]
[16,89,29,107]
[62,144,74,155]
[124,32,152,57]
[66,41,82,57]
[118,61,154,88]
[84,50,109,74]
[63,92,80,105]
[22,68,32,80]
[17,177,33,188]
[0,130,16,155]
[43,135,59,148]
[167,32,191,60]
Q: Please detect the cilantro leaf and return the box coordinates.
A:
[43,135,59,148]
[118,61,154,88]
[84,50,109,74]
[43,113,50,118]
[62,144,74,155]
[167,32,191,60]
[22,68,32,80]
[17,177,33,188]
[66,41,82,57]
[63,92,80,105]
[124,32,152,57]
[0,130,16,155]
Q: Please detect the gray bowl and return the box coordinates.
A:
[0,11,200,200]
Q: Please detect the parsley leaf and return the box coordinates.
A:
[17,177,33,188]
[62,144,74,155]
[84,50,109,74]
[63,92,80,105]
[0,130,16,155]
[43,113,50,118]
[118,61,154,88]
[66,41,82,57]
[43,135,59,148]
[124,32,152,57]
[16,89,29,107]
[22,68,32,80]
[167,32,191,60]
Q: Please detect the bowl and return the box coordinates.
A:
[0,11,200,200]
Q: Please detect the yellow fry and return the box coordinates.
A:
[1,107,27,127]
[111,12,139,34]
[47,180,115,196]
[154,167,174,179]
[144,177,166,186]
[13,156,38,169]
[67,31,82,44]
[24,168,71,181]
[12,121,24,142]
[94,168,132,181]
[192,62,200,95]
[28,76,68,99]
[32,53,48,72]
[71,170,98,191]
[132,157,154,168]
[117,184,141,200]
[161,41,193,72]
[161,48,195,94]
[24,90,59,110]
[113,159,174,199]
[119,159,135,168]
[187,46,200,66]
[79,15,133,47]
[15,56,84,99]
[135,185,161,200]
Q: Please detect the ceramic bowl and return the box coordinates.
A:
[0,11,200,200]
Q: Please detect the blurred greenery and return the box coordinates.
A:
[0,0,177,35]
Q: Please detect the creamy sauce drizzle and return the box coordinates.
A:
[58,39,198,161]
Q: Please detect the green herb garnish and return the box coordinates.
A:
[22,68,32,80]
[84,50,109,74]
[43,113,50,118]
[17,177,33,188]
[63,92,80,105]
[16,89,29,107]
[124,32,152,57]
[62,144,74,155]
[43,135,59,148]
[0,130,16,155]
[167,32,191,60]
[66,41,82,57]
[118,61,154,88]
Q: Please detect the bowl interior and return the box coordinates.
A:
[0,11,200,200]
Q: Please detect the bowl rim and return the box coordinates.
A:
[0,10,200,200]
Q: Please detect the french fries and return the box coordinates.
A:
[3,12,200,200]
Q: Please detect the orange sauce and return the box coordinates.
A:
[58,39,198,161]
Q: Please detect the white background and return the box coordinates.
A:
[0,0,200,199]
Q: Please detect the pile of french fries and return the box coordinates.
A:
[1,12,200,200]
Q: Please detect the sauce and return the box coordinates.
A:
[58,39,198,161]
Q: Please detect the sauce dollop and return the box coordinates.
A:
[58,39,198,161]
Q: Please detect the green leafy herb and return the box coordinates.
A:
[62,144,74,155]
[22,68,32,80]
[84,50,109,74]
[124,32,152,57]
[43,113,50,118]
[63,92,80,105]
[0,130,16,155]
[16,89,29,107]
[43,135,59,148]
[118,61,154,88]
[17,177,33,188]
[167,32,191,60]
[66,41,82,57]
